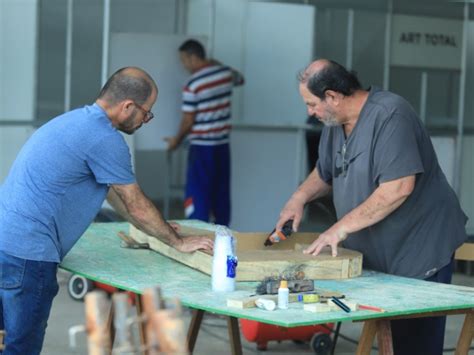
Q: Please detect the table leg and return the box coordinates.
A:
[187,309,204,353]
[0,330,4,351]
[455,311,474,355]
[135,295,148,354]
[105,302,115,354]
[227,316,243,355]
[356,320,377,355]
[376,320,393,355]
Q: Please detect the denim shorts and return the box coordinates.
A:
[0,251,59,355]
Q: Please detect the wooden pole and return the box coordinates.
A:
[112,293,134,353]
[85,291,112,355]
[141,286,164,354]
[151,298,188,354]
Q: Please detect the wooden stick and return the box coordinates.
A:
[141,286,165,355]
[152,303,189,354]
[112,293,133,353]
[85,291,112,355]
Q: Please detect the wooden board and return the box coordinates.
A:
[129,223,362,281]
[455,243,474,261]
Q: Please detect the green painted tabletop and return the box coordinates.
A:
[60,222,474,327]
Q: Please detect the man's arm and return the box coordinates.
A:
[304,175,415,257]
[164,112,195,151]
[209,58,245,86]
[276,168,332,232]
[107,183,213,252]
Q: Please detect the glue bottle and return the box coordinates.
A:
[211,226,238,292]
[277,280,289,309]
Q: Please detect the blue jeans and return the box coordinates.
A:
[391,259,454,355]
[0,251,59,355]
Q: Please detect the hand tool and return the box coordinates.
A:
[117,231,150,249]
[330,297,351,313]
[264,219,294,246]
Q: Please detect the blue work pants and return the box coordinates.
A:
[185,143,231,226]
[0,251,59,355]
[391,259,454,355]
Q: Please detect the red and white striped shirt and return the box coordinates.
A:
[182,65,234,146]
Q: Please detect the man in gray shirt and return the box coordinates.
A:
[275,59,468,355]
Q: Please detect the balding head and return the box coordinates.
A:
[97,67,158,105]
[298,59,361,100]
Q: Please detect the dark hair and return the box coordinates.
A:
[179,39,206,59]
[299,60,362,99]
[97,67,155,105]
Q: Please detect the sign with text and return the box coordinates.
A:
[391,15,463,70]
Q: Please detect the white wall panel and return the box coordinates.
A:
[0,127,35,183]
[242,2,314,125]
[0,0,38,121]
[109,33,205,151]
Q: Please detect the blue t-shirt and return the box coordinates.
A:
[0,104,135,262]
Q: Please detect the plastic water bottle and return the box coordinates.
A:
[211,226,238,292]
[277,280,289,309]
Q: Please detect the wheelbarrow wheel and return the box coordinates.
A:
[310,332,332,355]
[67,274,94,301]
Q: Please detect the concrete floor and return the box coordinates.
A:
[41,200,474,354]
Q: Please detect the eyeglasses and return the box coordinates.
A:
[133,102,154,123]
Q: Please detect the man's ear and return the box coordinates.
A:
[325,90,341,106]
[121,100,135,114]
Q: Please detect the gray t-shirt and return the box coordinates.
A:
[317,86,468,279]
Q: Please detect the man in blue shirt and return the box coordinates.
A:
[0,67,213,354]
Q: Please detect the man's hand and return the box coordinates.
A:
[164,136,180,151]
[173,236,214,253]
[303,225,348,257]
[276,194,306,233]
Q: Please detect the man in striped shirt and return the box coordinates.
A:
[165,39,244,226]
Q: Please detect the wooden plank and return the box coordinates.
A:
[455,243,474,261]
[129,224,362,281]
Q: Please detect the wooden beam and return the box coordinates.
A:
[130,224,362,281]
